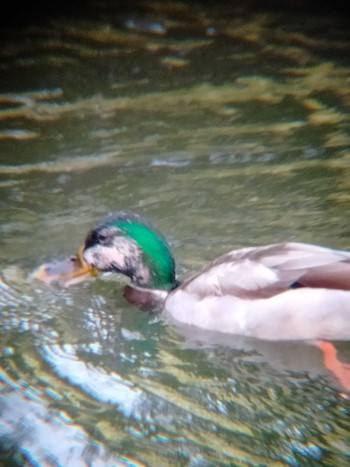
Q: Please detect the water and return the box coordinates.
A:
[1,2,350,465]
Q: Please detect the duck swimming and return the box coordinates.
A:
[82,211,350,341]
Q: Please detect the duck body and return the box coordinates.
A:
[165,284,350,341]
[83,212,350,341]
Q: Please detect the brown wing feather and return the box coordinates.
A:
[181,242,350,299]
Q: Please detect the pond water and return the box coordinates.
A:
[1,1,350,465]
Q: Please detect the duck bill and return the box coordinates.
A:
[33,244,98,286]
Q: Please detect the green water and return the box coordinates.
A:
[1,2,350,465]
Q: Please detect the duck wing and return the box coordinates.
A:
[181,242,350,299]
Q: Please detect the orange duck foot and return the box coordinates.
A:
[316,340,350,393]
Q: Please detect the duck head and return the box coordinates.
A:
[83,211,177,290]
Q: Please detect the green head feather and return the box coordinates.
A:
[117,220,176,289]
[98,212,176,290]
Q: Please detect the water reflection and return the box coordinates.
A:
[1,273,350,465]
[0,388,128,466]
[42,343,143,415]
[1,1,350,465]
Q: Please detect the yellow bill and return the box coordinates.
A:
[33,245,97,286]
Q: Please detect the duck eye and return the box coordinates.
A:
[97,232,109,243]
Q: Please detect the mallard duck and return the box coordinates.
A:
[82,211,350,341]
